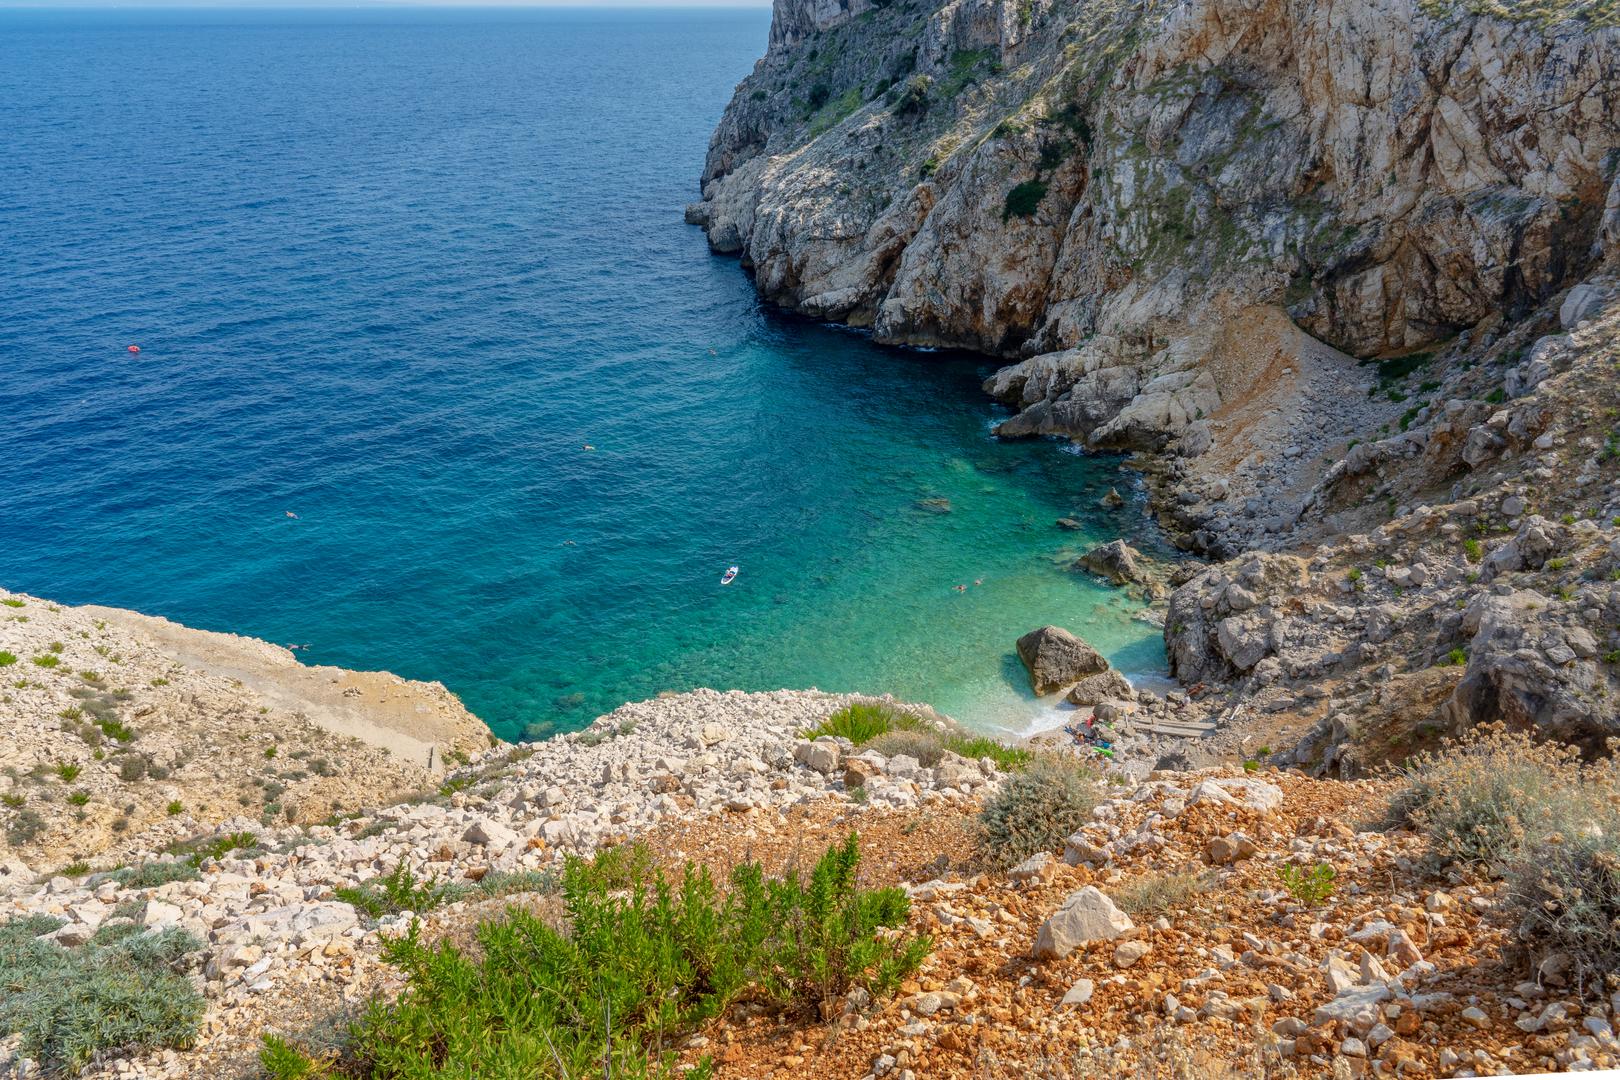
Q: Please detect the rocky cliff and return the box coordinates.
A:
[692,0,1620,761]
[693,0,1618,377]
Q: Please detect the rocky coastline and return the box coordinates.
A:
[689,0,1620,772]
[5,0,1620,1074]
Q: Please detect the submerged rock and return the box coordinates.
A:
[1076,539,1148,587]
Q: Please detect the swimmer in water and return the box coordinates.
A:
[953,584,967,592]
[285,511,299,519]
[974,578,983,586]
[583,444,595,451]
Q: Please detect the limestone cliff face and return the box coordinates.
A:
[691,0,1620,456]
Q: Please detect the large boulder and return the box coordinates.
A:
[1076,539,1148,586]
[1016,626,1108,696]
[1032,886,1135,960]
[1066,668,1133,707]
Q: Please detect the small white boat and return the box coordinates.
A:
[720,565,738,586]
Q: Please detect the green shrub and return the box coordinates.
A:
[261,1034,335,1079]
[943,734,1032,770]
[96,717,137,743]
[0,916,203,1075]
[1463,538,1483,562]
[805,702,1030,770]
[1,598,23,608]
[165,830,258,867]
[893,74,931,116]
[107,861,202,890]
[313,834,926,1079]
[0,651,16,667]
[54,762,82,783]
[1002,179,1048,221]
[977,755,1099,865]
[67,790,90,807]
[804,701,923,744]
[32,655,60,669]
[1278,863,1336,906]
[1391,726,1585,869]
[335,862,467,921]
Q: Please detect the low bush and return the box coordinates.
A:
[1002,179,1048,221]
[334,862,466,921]
[893,73,931,116]
[1278,863,1336,907]
[867,728,947,765]
[1505,792,1620,988]
[1395,727,1620,988]
[281,834,926,1078]
[977,754,1099,865]
[944,734,1032,770]
[1390,726,1584,869]
[471,869,556,899]
[261,1033,335,1079]
[805,702,1031,770]
[164,830,259,867]
[107,860,202,890]
[804,701,923,744]
[0,915,203,1075]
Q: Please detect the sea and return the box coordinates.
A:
[0,5,1165,741]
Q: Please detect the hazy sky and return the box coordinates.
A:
[8,0,773,6]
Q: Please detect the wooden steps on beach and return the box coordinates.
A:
[1128,717,1218,739]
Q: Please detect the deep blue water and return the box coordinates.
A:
[0,6,1163,740]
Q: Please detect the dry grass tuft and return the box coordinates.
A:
[1111,869,1212,917]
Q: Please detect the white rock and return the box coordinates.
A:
[1033,887,1134,961]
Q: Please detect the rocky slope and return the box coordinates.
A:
[0,590,491,873]
[0,688,1002,1078]
[692,0,1620,765]
[4,689,1617,1078]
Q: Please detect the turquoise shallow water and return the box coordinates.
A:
[0,6,1165,740]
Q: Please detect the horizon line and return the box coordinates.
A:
[0,2,774,9]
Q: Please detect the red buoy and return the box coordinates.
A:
[127,344,140,354]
